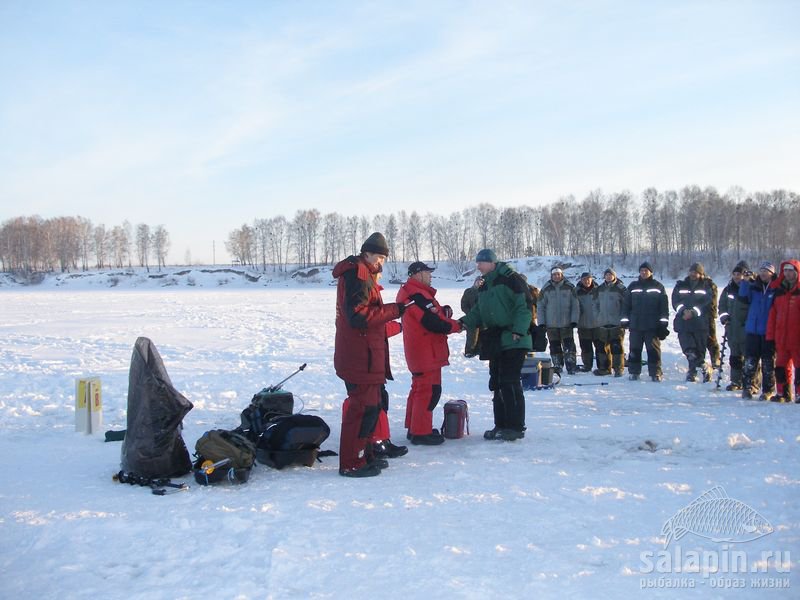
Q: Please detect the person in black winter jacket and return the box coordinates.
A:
[672,262,715,382]
[718,261,752,390]
[622,261,670,381]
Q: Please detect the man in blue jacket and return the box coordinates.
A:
[739,262,778,399]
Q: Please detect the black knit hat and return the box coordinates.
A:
[639,261,654,273]
[604,267,616,277]
[360,232,389,256]
[579,272,592,279]
[732,261,749,274]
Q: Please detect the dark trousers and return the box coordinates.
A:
[578,328,606,369]
[488,349,527,431]
[628,329,662,376]
[678,329,709,371]
[744,333,775,393]
[339,382,381,470]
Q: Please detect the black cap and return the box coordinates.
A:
[360,232,389,256]
[639,261,654,272]
[408,261,435,276]
[580,272,592,279]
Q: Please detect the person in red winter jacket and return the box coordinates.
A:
[766,259,800,402]
[333,232,407,477]
[396,262,463,445]
[367,276,408,460]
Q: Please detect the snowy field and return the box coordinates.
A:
[0,270,798,599]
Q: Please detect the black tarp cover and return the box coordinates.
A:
[120,337,193,478]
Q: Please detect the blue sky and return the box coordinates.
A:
[1,1,798,264]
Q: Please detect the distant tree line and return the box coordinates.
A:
[0,216,171,274]
[2,185,796,278]
[226,186,797,279]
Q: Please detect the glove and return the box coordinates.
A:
[442,305,453,319]
[570,322,577,329]
[720,315,730,326]
[620,320,629,329]
[396,302,407,316]
[657,326,669,340]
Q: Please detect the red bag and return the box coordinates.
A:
[441,400,469,439]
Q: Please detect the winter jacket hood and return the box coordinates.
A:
[769,259,800,292]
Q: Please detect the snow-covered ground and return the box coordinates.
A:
[0,266,797,599]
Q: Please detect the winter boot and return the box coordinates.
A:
[593,354,610,376]
[373,439,408,459]
[580,352,594,372]
[612,354,625,377]
[726,368,743,391]
[762,360,776,399]
[551,354,564,376]
[339,463,382,478]
[411,431,445,445]
[629,373,640,381]
[483,427,501,440]
[742,357,758,398]
[686,369,698,383]
[565,351,578,375]
[497,429,525,441]
[701,364,712,383]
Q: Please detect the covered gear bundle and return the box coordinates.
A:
[256,414,332,469]
[193,429,256,485]
[120,337,193,479]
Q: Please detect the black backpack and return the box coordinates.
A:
[239,389,294,442]
[256,414,334,469]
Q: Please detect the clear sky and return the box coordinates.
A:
[1,1,798,264]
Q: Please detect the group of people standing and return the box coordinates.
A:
[332,235,533,477]
[332,231,798,478]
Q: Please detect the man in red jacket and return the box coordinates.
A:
[766,259,800,402]
[396,262,463,445]
[333,232,407,477]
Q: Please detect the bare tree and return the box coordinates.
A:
[406,211,423,261]
[136,224,151,271]
[225,224,255,267]
[152,225,170,270]
[93,224,108,269]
